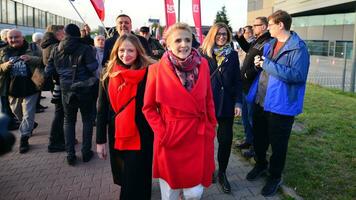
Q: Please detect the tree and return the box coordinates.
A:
[214,6,232,31]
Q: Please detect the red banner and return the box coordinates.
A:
[164,0,176,29]
[90,0,105,21]
[192,0,203,44]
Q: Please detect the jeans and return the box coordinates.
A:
[49,99,65,147]
[159,179,203,200]
[62,90,94,157]
[8,93,38,136]
[242,93,254,144]
[252,104,294,179]
[217,117,234,173]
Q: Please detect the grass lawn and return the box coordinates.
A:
[233,84,356,200]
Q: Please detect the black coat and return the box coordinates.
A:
[96,69,153,199]
[235,31,271,93]
[102,32,152,66]
[204,50,242,118]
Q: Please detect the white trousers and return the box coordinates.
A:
[159,178,204,200]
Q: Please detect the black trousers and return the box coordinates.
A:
[217,117,234,173]
[49,99,64,147]
[253,104,294,179]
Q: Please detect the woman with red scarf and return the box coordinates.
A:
[96,34,155,200]
[143,23,217,200]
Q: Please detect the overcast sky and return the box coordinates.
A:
[18,0,247,31]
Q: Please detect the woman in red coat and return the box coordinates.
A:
[96,34,155,200]
[143,23,217,200]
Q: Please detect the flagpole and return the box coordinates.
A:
[98,20,110,36]
[68,0,86,24]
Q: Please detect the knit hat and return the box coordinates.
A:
[64,24,80,37]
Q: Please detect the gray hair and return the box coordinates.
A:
[32,32,44,43]
[0,29,10,41]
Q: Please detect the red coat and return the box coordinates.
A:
[143,56,217,189]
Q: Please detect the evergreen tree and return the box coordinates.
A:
[214,6,232,31]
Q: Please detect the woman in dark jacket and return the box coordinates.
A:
[201,22,243,193]
[96,33,155,200]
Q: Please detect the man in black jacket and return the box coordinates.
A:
[234,17,271,156]
[102,14,151,66]
[46,24,98,165]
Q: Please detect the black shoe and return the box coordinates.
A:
[236,142,251,150]
[48,144,65,153]
[243,148,255,159]
[218,172,231,193]
[82,150,94,162]
[36,108,45,113]
[19,136,30,154]
[261,177,282,197]
[30,122,38,137]
[67,155,77,166]
[37,104,48,109]
[246,166,267,181]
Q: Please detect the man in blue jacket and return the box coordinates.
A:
[246,10,310,197]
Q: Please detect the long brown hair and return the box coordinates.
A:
[101,33,155,82]
[201,23,232,58]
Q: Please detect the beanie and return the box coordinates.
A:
[64,24,80,37]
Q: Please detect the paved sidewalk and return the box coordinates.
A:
[0,92,281,200]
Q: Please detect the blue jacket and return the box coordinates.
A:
[248,32,310,116]
[205,50,242,117]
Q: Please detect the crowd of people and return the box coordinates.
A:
[0,9,310,200]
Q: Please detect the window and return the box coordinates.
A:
[293,16,308,27]
[335,41,353,59]
[1,0,7,23]
[16,2,24,26]
[306,40,328,56]
[41,11,46,28]
[328,41,335,57]
[344,13,355,25]
[34,8,39,28]
[248,0,263,11]
[308,15,325,26]
[7,0,15,24]
[325,14,344,26]
[27,6,33,27]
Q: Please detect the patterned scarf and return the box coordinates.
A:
[165,48,201,91]
[213,44,232,66]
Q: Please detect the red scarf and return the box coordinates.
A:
[108,64,147,150]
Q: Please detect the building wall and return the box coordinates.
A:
[247,0,274,25]
[273,0,355,15]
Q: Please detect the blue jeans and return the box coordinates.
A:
[62,90,94,157]
[242,93,254,144]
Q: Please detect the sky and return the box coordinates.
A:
[18,0,247,31]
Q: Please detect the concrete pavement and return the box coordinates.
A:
[0,91,282,200]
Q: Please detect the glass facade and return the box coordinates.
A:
[293,13,355,28]
[293,12,354,59]
[0,0,82,29]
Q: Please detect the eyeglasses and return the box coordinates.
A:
[253,24,263,27]
[216,32,228,37]
[268,23,278,27]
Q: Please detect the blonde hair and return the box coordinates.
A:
[201,22,232,58]
[164,22,192,45]
[101,33,155,83]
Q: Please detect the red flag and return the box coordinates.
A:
[192,0,203,43]
[164,0,176,29]
[90,0,105,21]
